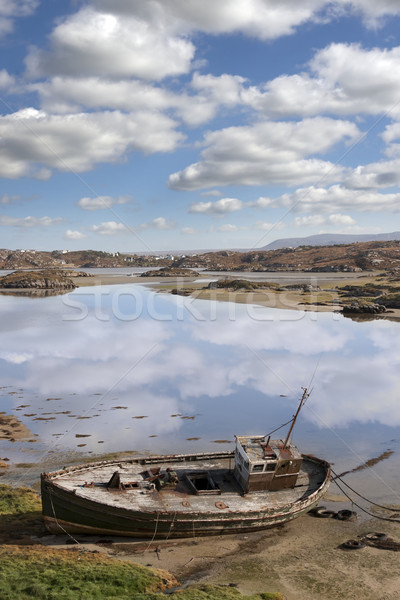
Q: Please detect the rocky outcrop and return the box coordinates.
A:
[0,270,76,290]
[342,301,387,314]
[141,267,197,277]
[63,270,93,278]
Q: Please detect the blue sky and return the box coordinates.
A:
[1,1,400,252]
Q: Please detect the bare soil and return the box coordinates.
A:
[0,414,35,442]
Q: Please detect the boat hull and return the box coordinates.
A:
[41,452,330,539]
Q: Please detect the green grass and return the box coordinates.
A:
[0,486,284,600]
[0,546,168,600]
[0,484,41,516]
[0,547,283,600]
[152,586,284,600]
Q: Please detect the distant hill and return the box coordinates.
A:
[261,232,400,251]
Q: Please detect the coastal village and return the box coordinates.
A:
[2,240,400,272]
[1,241,400,317]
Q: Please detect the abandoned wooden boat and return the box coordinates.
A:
[41,428,330,538]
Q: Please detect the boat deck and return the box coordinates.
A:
[48,456,326,514]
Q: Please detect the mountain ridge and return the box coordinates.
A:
[261,231,400,250]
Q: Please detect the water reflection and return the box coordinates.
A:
[0,289,67,298]
[0,284,400,503]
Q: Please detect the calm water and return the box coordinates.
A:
[1,284,400,508]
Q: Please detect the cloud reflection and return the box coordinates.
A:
[0,285,400,457]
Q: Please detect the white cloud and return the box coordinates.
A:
[0,215,63,227]
[90,221,128,235]
[34,167,52,181]
[170,118,359,190]
[25,2,400,86]
[245,43,400,119]
[0,108,183,178]
[189,197,243,214]
[0,194,21,204]
[0,0,38,38]
[200,190,222,197]
[31,76,176,113]
[76,195,131,211]
[294,213,355,227]
[92,0,327,40]
[25,6,195,81]
[344,0,400,27]
[344,159,400,189]
[217,223,238,232]
[328,213,356,225]
[251,197,274,209]
[63,229,87,240]
[93,1,400,41]
[0,68,15,88]
[255,221,286,231]
[260,185,400,213]
[0,351,32,364]
[382,123,400,158]
[140,217,175,230]
[294,215,326,227]
[30,73,247,127]
[181,227,196,235]
[191,72,247,105]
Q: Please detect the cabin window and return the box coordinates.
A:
[252,464,264,472]
[266,462,276,472]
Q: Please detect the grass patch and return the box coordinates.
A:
[0,547,283,600]
[162,586,284,600]
[0,487,284,600]
[0,546,173,600]
[0,485,41,516]
[0,485,42,540]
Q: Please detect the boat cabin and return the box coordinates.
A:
[233,435,303,493]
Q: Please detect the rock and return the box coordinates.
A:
[342,301,387,314]
[0,270,76,290]
[140,267,197,277]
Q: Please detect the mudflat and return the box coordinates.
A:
[38,504,400,600]
[73,271,400,321]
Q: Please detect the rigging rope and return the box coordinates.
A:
[265,418,293,437]
[331,468,400,523]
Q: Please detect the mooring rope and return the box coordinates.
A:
[48,489,82,545]
[144,511,160,552]
[331,468,400,523]
[165,511,177,541]
[331,468,400,512]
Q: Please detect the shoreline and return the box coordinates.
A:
[2,270,400,320]
[72,271,400,321]
[33,503,400,600]
[3,269,400,320]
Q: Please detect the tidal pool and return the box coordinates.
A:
[0,284,399,508]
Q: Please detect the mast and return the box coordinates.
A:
[282,387,310,449]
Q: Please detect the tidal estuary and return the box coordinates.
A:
[1,283,400,511]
